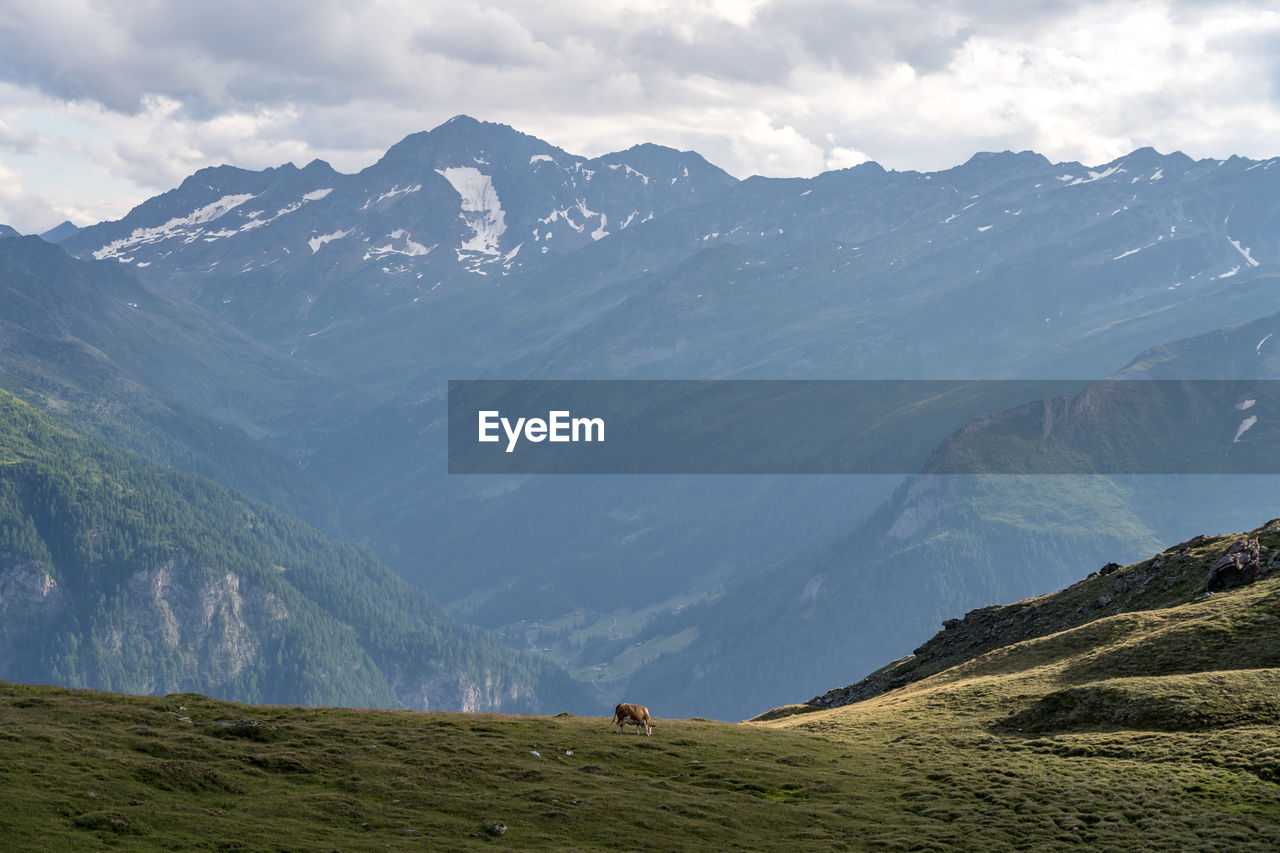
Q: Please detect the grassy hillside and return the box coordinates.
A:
[802,519,1280,708]
[756,521,1280,847]
[5,523,1280,850]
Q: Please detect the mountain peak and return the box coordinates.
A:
[427,114,521,140]
[39,220,81,244]
[1096,146,1195,174]
[960,150,1052,169]
[372,116,563,173]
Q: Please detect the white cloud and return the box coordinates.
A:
[826,146,871,171]
[0,153,72,233]
[0,1,1277,231]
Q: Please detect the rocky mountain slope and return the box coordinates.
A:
[805,520,1280,711]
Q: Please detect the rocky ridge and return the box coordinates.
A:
[808,520,1280,709]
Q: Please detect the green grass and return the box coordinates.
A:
[3,668,1279,850]
[0,683,898,851]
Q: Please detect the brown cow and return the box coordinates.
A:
[613,703,653,736]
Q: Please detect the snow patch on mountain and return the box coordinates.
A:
[435,167,507,260]
[1233,415,1258,442]
[309,229,351,253]
[216,188,334,240]
[362,184,422,210]
[93,193,256,260]
[537,199,609,241]
[1068,165,1123,186]
[572,200,607,240]
[363,229,434,260]
[1112,235,1165,261]
[1228,237,1261,267]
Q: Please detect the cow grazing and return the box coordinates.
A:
[613,703,653,736]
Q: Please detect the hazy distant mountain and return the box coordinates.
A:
[628,309,1280,718]
[38,220,80,244]
[0,224,17,239]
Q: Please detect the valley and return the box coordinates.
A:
[5,117,1280,718]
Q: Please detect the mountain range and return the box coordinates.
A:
[3,115,1280,717]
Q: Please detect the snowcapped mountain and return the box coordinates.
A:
[62,119,1280,385]
[508,146,1280,383]
[62,116,736,341]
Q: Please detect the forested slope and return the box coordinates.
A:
[0,390,586,712]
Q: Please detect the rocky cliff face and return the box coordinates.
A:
[0,556,67,680]
[0,544,556,711]
[394,667,533,713]
[108,556,287,694]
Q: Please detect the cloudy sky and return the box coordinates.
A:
[0,0,1276,233]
